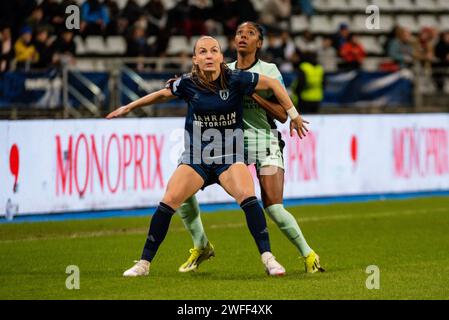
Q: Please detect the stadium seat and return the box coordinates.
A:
[347,0,369,12]
[415,0,438,11]
[396,15,419,32]
[331,15,352,31]
[370,0,394,12]
[74,36,86,55]
[250,0,265,11]
[363,57,381,71]
[310,15,334,33]
[189,35,200,46]
[214,35,228,52]
[105,36,126,55]
[327,0,349,11]
[313,0,332,12]
[378,15,395,33]
[436,0,449,10]
[392,0,415,12]
[358,36,384,55]
[167,36,190,55]
[440,15,449,30]
[85,36,106,54]
[294,36,320,53]
[147,36,156,46]
[417,15,439,29]
[291,15,309,33]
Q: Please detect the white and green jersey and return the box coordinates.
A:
[228,59,286,170]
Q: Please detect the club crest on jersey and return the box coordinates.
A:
[219,89,229,101]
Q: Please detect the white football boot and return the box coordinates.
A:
[123,260,150,277]
[261,252,286,276]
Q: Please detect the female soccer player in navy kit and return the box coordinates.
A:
[178,22,325,274]
[107,36,309,277]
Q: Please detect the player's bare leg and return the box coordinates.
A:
[258,166,324,273]
[124,165,204,277]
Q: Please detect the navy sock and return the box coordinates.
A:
[240,196,271,254]
[141,202,176,262]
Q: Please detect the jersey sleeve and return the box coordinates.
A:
[168,75,187,98]
[269,64,286,89]
[236,70,259,96]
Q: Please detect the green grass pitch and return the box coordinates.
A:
[1,197,449,300]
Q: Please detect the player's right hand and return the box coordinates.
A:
[106,105,131,119]
[289,116,309,139]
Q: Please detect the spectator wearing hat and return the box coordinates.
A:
[332,23,350,53]
[14,26,39,69]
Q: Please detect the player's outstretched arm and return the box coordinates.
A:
[255,75,309,139]
[106,88,175,119]
[250,93,288,123]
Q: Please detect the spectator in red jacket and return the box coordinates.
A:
[339,33,366,70]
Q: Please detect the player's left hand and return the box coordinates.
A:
[290,116,309,139]
[106,105,131,119]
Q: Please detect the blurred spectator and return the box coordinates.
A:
[415,27,437,72]
[291,52,324,114]
[14,26,39,69]
[126,25,152,58]
[435,31,449,67]
[125,25,153,70]
[332,23,350,52]
[0,25,14,72]
[296,30,318,54]
[183,0,212,37]
[260,0,291,30]
[387,27,415,68]
[10,0,38,38]
[210,0,239,36]
[264,32,285,65]
[26,7,45,33]
[120,0,143,32]
[433,31,449,92]
[104,0,121,35]
[318,37,337,72]
[41,0,66,35]
[33,27,56,69]
[0,3,15,33]
[144,0,169,36]
[297,0,314,16]
[53,30,77,65]
[80,0,110,38]
[223,35,237,62]
[235,0,258,25]
[167,0,191,35]
[339,33,366,70]
[279,31,297,72]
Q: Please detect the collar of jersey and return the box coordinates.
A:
[234,59,260,71]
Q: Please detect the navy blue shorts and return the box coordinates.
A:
[180,162,233,190]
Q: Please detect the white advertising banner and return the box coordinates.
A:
[1,114,449,216]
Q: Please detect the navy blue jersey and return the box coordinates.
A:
[170,69,259,165]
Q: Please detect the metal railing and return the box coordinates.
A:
[1,57,448,119]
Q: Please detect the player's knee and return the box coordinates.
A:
[263,196,283,208]
[162,193,182,210]
[236,189,256,205]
